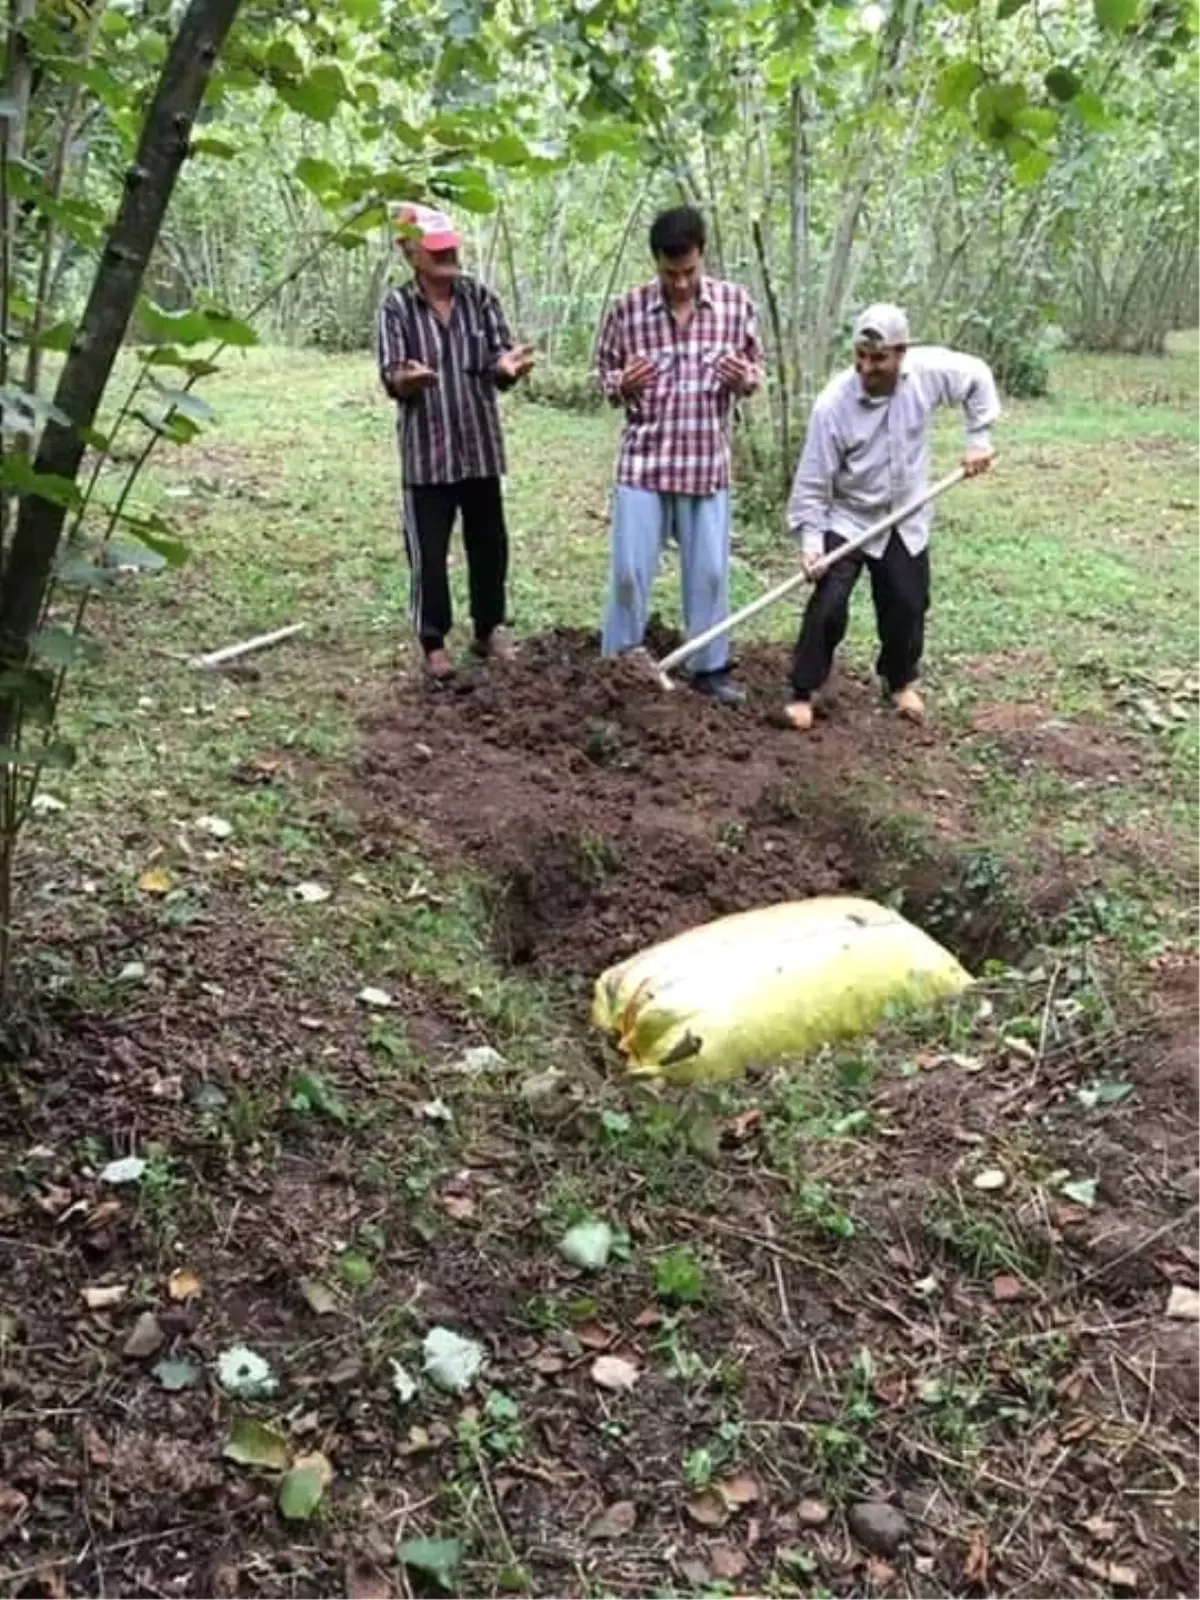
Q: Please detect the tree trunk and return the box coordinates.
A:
[0,0,243,707]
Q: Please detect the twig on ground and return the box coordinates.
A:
[995,1445,1070,1558]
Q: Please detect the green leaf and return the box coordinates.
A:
[0,385,72,434]
[294,156,342,199]
[1076,1080,1133,1110]
[429,165,495,214]
[36,321,77,353]
[33,628,102,668]
[1072,91,1112,130]
[223,1418,289,1470]
[338,1250,374,1287]
[655,1246,706,1305]
[138,302,215,348]
[0,457,83,510]
[997,0,1029,15]
[204,310,258,349]
[278,1452,332,1520]
[148,381,215,425]
[396,1538,462,1593]
[145,348,222,380]
[191,135,239,158]
[1013,106,1058,137]
[479,132,532,167]
[113,511,189,568]
[266,38,304,77]
[277,63,352,124]
[1013,148,1053,185]
[936,60,984,109]
[1044,66,1082,101]
[1094,0,1139,28]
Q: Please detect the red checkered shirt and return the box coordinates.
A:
[595,275,764,495]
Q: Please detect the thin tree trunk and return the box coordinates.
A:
[0,0,244,706]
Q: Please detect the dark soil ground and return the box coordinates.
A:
[0,629,1196,1600]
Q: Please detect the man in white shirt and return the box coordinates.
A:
[784,303,999,731]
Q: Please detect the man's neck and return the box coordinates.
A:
[417,273,455,309]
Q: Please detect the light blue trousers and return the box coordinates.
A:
[601,486,732,677]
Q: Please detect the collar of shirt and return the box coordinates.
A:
[650,275,716,316]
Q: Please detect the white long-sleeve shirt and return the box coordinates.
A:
[786,346,1001,559]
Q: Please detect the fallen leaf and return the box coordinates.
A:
[153,1358,200,1391]
[633,1305,662,1329]
[796,1497,830,1527]
[719,1471,760,1506]
[1060,1176,1098,1208]
[100,1156,145,1186]
[82,1283,128,1310]
[1084,1516,1117,1544]
[223,1418,289,1471]
[686,1489,729,1528]
[709,1544,747,1580]
[559,1220,613,1271]
[574,1321,615,1350]
[1083,1558,1139,1591]
[217,1345,278,1399]
[292,881,331,904]
[455,1045,508,1076]
[972,1168,1007,1192]
[1166,1285,1200,1320]
[80,1422,110,1468]
[587,1500,637,1539]
[357,987,394,1008]
[299,1278,338,1316]
[0,1485,29,1528]
[138,868,173,895]
[195,815,233,839]
[529,1349,566,1375]
[441,1192,475,1222]
[867,1558,897,1586]
[991,1274,1024,1303]
[338,1251,374,1288]
[168,1267,202,1301]
[420,1098,453,1122]
[676,1557,711,1586]
[345,1562,394,1600]
[123,1312,165,1359]
[725,1108,762,1141]
[590,1354,639,1392]
[423,1326,485,1393]
[964,1527,989,1586]
[279,1451,333,1521]
[389,1360,418,1404]
[396,1537,461,1593]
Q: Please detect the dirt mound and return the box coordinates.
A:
[356,628,1017,977]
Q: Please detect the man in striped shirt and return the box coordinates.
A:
[595,206,764,705]
[378,203,534,682]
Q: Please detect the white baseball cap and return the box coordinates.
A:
[852,303,911,348]
[394,202,462,252]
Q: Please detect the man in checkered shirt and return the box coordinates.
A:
[595,206,764,705]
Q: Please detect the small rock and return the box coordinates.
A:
[796,1497,830,1527]
[123,1312,165,1359]
[847,1501,909,1557]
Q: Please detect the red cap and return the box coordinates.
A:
[395,202,462,252]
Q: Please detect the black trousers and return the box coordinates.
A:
[402,476,508,652]
[791,530,930,698]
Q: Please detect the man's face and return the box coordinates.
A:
[855,342,905,397]
[410,241,461,287]
[656,247,703,306]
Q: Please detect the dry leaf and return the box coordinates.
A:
[1166,1285,1200,1320]
[796,1498,830,1527]
[138,868,173,896]
[1083,1559,1139,1591]
[719,1472,760,1507]
[867,1558,897,1586]
[991,1274,1024,1303]
[709,1544,747,1580]
[633,1305,662,1328]
[964,1527,989,1586]
[80,1423,110,1468]
[677,1557,711,1586]
[441,1193,476,1222]
[82,1284,128,1311]
[575,1321,616,1350]
[168,1267,202,1301]
[1084,1517,1117,1544]
[725,1108,762,1141]
[686,1489,729,1528]
[345,1563,394,1600]
[530,1350,566,1376]
[587,1500,637,1539]
[590,1354,639,1392]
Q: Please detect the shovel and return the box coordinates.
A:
[647,466,968,691]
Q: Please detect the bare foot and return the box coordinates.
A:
[891,684,925,722]
[783,700,815,731]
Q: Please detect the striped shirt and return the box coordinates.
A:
[377,275,516,485]
[594,276,764,496]
[787,346,1001,559]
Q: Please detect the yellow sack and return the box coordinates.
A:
[592,895,972,1085]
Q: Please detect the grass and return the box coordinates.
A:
[0,332,1196,1597]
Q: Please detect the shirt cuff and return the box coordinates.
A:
[965,427,992,453]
